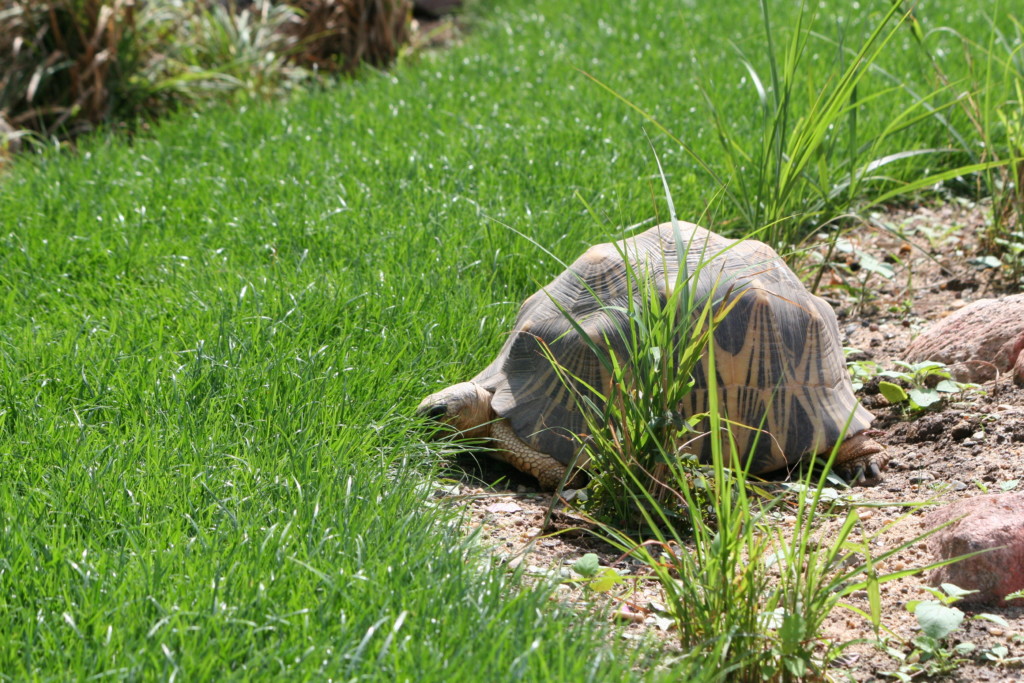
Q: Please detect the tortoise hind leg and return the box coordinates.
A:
[832,432,888,486]
[491,419,585,490]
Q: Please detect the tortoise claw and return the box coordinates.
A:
[834,434,887,487]
[835,459,884,487]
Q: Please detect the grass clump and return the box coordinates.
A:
[859,4,1024,280]
[284,0,412,74]
[0,0,412,142]
[585,0,1010,253]
[932,10,1024,281]
[558,210,952,680]
[536,142,956,676]
[0,0,163,137]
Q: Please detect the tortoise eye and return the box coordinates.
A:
[423,404,448,420]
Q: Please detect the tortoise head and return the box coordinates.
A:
[416,382,495,440]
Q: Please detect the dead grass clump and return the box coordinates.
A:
[283,0,411,74]
[0,0,413,143]
[0,0,153,136]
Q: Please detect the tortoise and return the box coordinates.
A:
[417,222,887,489]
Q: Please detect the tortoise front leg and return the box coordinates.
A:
[833,432,888,486]
[491,419,583,490]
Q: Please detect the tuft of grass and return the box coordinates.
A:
[162,0,311,102]
[541,163,967,679]
[976,14,1024,242]
[938,11,1024,277]
[873,5,1023,281]
[0,0,413,143]
[284,0,412,74]
[556,217,961,679]
[581,0,1009,254]
[0,0,158,136]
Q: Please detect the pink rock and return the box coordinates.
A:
[923,493,1024,607]
[1016,345,1024,385]
[904,293,1024,385]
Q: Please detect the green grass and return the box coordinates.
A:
[0,0,1017,678]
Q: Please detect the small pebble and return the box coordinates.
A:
[950,480,968,491]
[910,472,935,484]
[858,510,874,521]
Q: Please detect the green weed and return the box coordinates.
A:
[877,360,981,412]
[882,583,1016,680]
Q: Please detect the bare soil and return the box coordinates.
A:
[432,200,1024,682]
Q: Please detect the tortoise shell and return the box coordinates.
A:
[468,221,873,474]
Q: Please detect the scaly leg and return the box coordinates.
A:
[491,419,585,490]
[833,432,887,486]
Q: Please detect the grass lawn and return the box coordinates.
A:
[0,0,1014,678]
